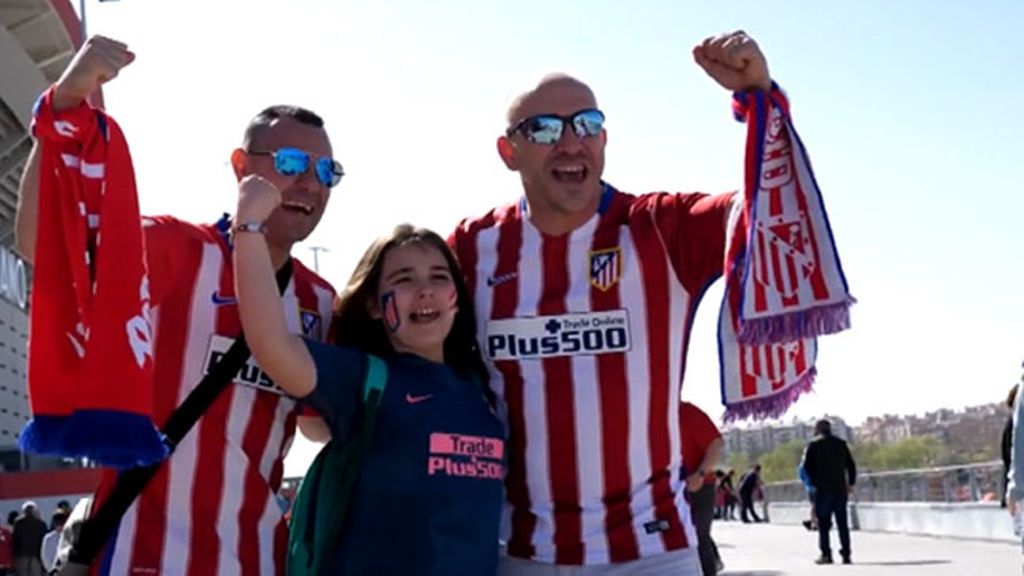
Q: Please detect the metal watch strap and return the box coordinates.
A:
[234,221,267,234]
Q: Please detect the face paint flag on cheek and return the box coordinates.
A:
[381,290,401,333]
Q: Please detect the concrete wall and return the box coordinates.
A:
[768,501,1018,543]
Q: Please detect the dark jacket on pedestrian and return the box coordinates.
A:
[803,434,856,494]
[12,513,47,559]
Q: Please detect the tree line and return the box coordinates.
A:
[722,435,998,484]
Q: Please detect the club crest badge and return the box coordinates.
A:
[589,248,622,292]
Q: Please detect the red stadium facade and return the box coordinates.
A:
[0,0,104,512]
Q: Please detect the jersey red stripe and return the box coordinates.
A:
[539,234,583,564]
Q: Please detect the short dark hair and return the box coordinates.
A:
[815,419,833,436]
[242,105,326,149]
[51,510,69,530]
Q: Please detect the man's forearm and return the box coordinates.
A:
[14,140,41,263]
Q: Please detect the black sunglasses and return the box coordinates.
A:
[506,109,605,145]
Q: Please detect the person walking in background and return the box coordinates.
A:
[39,511,66,575]
[803,418,857,565]
[1003,384,1019,507]
[713,471,726,520]
[11,502,46,576]
[719,470,739,521]
[738,465,763,523]
[0,511,14,576]
[798,461,817,531]
[680,402,725,575]
[1006,377,1024,568]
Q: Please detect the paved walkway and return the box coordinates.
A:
[713,521,1020,575]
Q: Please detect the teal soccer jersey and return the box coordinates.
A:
[303,341,505,576]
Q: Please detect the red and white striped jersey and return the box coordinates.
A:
[91,216,336,576]
[450,186,734,565]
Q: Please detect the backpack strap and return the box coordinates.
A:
[300,353,388,575]
[362,354,387,403]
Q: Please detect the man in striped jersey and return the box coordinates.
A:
[15,37,339,575]
[449,31,779,574]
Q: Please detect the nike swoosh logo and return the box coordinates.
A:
[211,292,237,306]
[405,393,433,404]
[486,272,518,288]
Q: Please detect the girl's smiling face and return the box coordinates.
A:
[372,242,458,363]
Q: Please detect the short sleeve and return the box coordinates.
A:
[679,402,721,473]
[141,216,193,305]
[645,192,737,298]
[300,339,366,442]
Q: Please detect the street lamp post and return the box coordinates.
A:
[309,246,329,274]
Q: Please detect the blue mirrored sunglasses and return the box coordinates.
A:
[506,109,605,145]
[247,147,345,188]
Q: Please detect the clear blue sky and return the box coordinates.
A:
[78,0,1024,474]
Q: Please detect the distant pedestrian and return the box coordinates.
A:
[803,419,857,565]
[1003,384,1018,507]
[738,465,763,523]
[1005,378,1024,567]
[12,502,47,576]
[0,511,15,576]
[40,511,66,575]
[797,462,817,531]
[719,470,738,520]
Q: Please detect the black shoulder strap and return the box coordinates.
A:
[68,260,294,565]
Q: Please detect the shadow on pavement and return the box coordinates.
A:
[852,559,952,566]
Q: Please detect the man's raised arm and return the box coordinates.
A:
[13,35,135,263]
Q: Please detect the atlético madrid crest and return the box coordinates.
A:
[300,310,322,339]
[590,248,622,292]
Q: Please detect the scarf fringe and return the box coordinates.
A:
[723,367,816,423]
[18,416,71,456]
[737,299,855,345]
[20,412,167,468]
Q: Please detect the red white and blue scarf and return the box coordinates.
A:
[720,84,854,421]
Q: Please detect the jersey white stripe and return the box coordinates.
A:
[473,225,507,420]
[565,219,609,564]
[515,221,556,561]
[619,227,659,554]
[215,386,254,576]
[161,243,222,575]
[667,257,693,550]
[106,500,138,574]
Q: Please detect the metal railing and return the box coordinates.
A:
[764,460,1005,504]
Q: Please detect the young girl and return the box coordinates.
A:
[232,175,504,575]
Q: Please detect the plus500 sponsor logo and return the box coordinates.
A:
[485,310,631,360]
[204,335,286,395]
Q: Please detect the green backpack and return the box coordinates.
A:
[287,354,388,576]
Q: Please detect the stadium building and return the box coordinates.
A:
[0,0,102,513]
